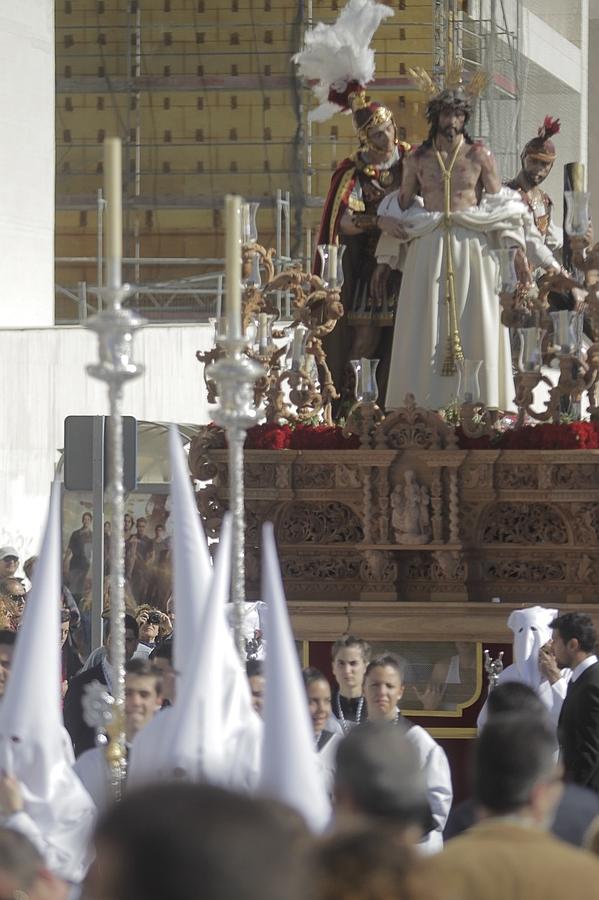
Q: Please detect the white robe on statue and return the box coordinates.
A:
[377,187,537,411]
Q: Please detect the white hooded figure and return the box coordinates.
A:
[0,485,95,885]
[478,606,569,732]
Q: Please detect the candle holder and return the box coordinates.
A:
[85,281,146,798]
[207,335,264,659]
[483,649,504,692]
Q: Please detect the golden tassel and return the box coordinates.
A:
[435,137,465,376]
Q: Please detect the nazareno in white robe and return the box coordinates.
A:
[376,187,555,412]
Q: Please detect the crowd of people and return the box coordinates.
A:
[2,525,599,900]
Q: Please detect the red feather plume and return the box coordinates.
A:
[327,80,364,111]
[539,116,561,139]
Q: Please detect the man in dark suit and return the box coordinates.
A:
[552,611,599,791]
[64,615,139,757]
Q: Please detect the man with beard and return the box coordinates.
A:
[377,82,560,412]
[507,117,562,260]
[315,91,410,406]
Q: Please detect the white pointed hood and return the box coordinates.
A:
[508,606,558,688]
[0,483,95,882]
[259,522,331,832]
[170,427,213,679]
[129,430,262,790]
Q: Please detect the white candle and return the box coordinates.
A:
[258,312,268,354]
[328,244,338,286]
[104,137,122,290]
[291,324,307,371]
[225,194,242,339]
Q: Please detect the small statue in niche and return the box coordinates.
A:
[391,470,431,544]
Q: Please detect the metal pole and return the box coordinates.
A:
[207,341,263,660]
[90,416,105,654]
[97,189,104,307]
[78,281,88,322]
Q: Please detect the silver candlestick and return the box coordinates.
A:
[86,283,145,796]
[483,649,505,692]
[207,335,263,660]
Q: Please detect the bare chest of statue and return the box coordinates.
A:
[416,143,484,212]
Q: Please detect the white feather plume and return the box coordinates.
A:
[292,0,394,122]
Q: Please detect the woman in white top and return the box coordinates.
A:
[302,667,342,797]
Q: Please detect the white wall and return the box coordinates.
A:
[0,3,55,326]
[0,322,214,557]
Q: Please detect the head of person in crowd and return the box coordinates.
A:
[87,784,309,900]
[363,654,405,723]
[136,605,165,647]
[474,713,562,826]
[0,827,68,900]
[0,578,27,628]
[334,723,432,842]
[303,667,333,738]
[166,594,175,627]
[23,555,37,583]
[104,614,139,662]
[551,612,597,671]
[246,659,265,717]
[124,513,134,535]
[314,827,439,900]
[331,635,371,700]
[0,631,16,700]
[60,609,71,648]
[486,680,547,721]
[149,638,176,706]
[0,548,19,580]
[135,517,147,538]
[124,658,162,744]
[80,512,92,532]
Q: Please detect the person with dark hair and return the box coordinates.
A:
[314,827,440,900]
[377,77,557,412]
[73,658,162,811]
[63,614,140,757]
[334,722,435,848]
[303,668,342,796]
[0,827,68,900]
[331,635,371,732]
[0,630,16,701]
[149,637,175,707]
[84,783,309,900]
[552,612,599,792]
[246,659,265,717]
[431,714,599,897]
[362,654,452,852]
[447,681,599,846]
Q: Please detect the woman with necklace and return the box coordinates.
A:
[363,654,453,853]
[331,635,370,733]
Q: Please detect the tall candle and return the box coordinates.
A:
[291,324,307,371]
[225,195,242,339]
[104,137,122,290]
[328,244,338,286]
[258,312,268,354]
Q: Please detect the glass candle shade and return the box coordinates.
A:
[241,202,260,244]
[550,309,583,357]
[317,243,346,289]
[517,327,545,373]
[457,358,482,403]
[564,191,590,238]
[351,357,380,403]
[493,247,518,294]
